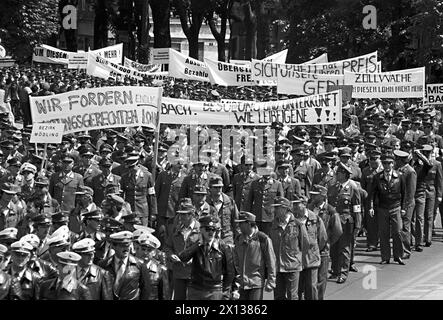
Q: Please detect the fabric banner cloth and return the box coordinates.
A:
[124,57,161,73]
[30,86,162,134]
[86,52,144,81]
[160,90,342,126]
[426,84,443,105]
[303,53,329,64]
[32,44,70,65]
[262,49,288,63]
[89,43,123,65]
[344,67,425,98]
[205,58,254,86]
[168,49,209,82]
[277,67,345,95]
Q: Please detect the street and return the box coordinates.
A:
[265,219,443,300]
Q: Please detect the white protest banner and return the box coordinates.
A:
[160,90,342,126]
[344,67,425,99]
[30,86,162,134]
[32,44,70,65]
[30,123,65,144]
[426,84,443,105]
[89,43,123,64]
[303,53,328,64]
[150,48,170,64]
[327,85,353,103]
[262,49,288,63]
[205,58,254,86]
[277,66,344,95]
[168,49,209,82]
[68,52,88,69]
[124,57,161,73]
[87,52,144,81]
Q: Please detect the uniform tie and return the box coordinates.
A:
[114,259,125,292]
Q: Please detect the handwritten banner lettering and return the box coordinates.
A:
[168,49,209,82]
[344,67,425,98]
[277,67,345,95]
[426,84,443,105]
[205,58,254,86]
[160,90,342,126]
[30,86,162,134]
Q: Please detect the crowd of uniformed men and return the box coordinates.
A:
[0,65,442,300]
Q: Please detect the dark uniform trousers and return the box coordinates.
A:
[298,268,318,300]
[413,160,443,247]
[330,219,354,278]
[317,255,329,300]
[371,171,406,261]
[328,180,361,279]
[188,286,224,300]
[397,165,416,256]
[275,272,299,300]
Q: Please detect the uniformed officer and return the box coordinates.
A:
[269,197,306,300]
[120,154,157,228]
[360,149,383,252]
[89,157,121,206]
[164,202,200,300]
[369,154,406,265]
[69,186,97,234]
[136,233,170,300]
[32,214,52,258]
[293,195,327,300]
[39,251,92,300]
[232,160,259,211]
[245,167,284,236]
[20,233,58,280]
[0,182,25,230]
[412,145,443,250]
[276,160,302,201]
[0,244,11,298]
[5,240,40,300]
[178,215,235,300]
[19,162,37,200]
[327,163,361,283]
[307,185,342,300]
[192,185,217,218]
[72,238,113,300]
[41,227,71,266]
[48,155,84,212]
[234,211,276,300]
[98,230,151,300]
[179,160,218,200]
[155,158,186,237]
[206,176,240,245]
[394,149,417,259]
[312,152,336,188]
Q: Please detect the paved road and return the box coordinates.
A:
[265,220,443,300]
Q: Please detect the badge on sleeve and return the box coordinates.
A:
[148,187,155,195]
[353,205,361,213]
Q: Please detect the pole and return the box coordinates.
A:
[41,143,48,172]
[151,112,161,182]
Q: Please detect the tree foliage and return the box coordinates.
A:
[0,0,59,60]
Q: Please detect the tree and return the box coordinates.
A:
[173,0,211,59]
[150,0,172,48]
[206,0,233,61]
[0,0,59,60]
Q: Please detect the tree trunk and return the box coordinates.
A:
[137,0,150,63]
[243,2,256,60]
[94,0,108,49]
[150,0,171,48]
[255,0,267,59]
[207,6,229,62]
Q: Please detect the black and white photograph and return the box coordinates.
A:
[0,0,442,307]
